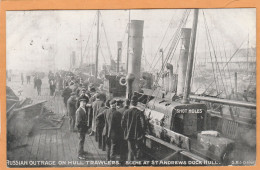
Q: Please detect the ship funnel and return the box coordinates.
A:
[166,63,175,92]
[126,73,135,98]
[177,28,191,96]
[126,20,144,98]
[117,41,122,73]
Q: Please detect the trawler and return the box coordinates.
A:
[98,9,256,165]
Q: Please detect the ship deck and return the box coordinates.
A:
[7,78,108,167]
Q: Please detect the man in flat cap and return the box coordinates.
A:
[121,96,146,161]
[75,95,90,159]
[117,99,130,114]
[75,87,88,109]
[116,99,124,110]
[67,92,77,132]
[98,99,123,161]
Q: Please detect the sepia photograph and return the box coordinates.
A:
[5,8,256,167]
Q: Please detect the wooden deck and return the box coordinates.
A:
[7,78,109,167]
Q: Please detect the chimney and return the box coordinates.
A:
[166,63,174,92]
[126,20,144,98]
[177,28,191,96]
[117,41,122,73]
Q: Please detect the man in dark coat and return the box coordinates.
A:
[75,88,93,129]
[49,78,56,96]
[98,100,123,161]
[117,98,130,162]
[96,100,110,151]
[67,92,77,132]
[91,93,105,138]
[121,96,146,161]
[117,99,130,115]
[116,99,124,110]
[96,100,110,150]
[62,85,72,115]
[75,95,90,159]
[76,87,88,109]
[33,75,37,89]
[35,76,42,96]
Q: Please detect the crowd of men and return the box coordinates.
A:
[19,70,147,163]
[59,72,147,163]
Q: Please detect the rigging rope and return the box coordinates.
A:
[120,24,129,63]
[142,40,153,71]
[99,42,111,74]
[169,9,191,66]
[148,11,183,72]
[99,12,113,61]
[143,10,191,109]
[218,40,231,92]
[150,9,191,73]
[200,38,247,95]
[223,43,233,90]
[202,11,220,94]
[82,12,97,60]
[203,10,228,96]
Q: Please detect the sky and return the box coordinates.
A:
[6,8,256,73]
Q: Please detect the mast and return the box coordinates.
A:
[95,10,100,81]
[126,10,130,74]
[80,23,83,65]
[247,33,249,75]
[117,41,122,73]
[160,49,164,88]
[234,72,238,93]
[182,9,199,104]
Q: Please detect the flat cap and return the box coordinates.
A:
[131,95,138,103]
[78,95,89,102]
[70,92,76,95]
[109,99,117,105]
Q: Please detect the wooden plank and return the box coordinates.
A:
[26,133,36,161]
[43,130,51,161]
[30,131,41,161]
[146,135,206,162]
[57,126,65,161]
[50,129,58,161]
[35,129,43,161]
[60,119,73,161]
[16,133,30,161]
[89,134,106,161]
[13,100,46,111]
[11,115,19,150]
[37,129,47,161]
[68,132,78,161]
[85,135,100,161]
